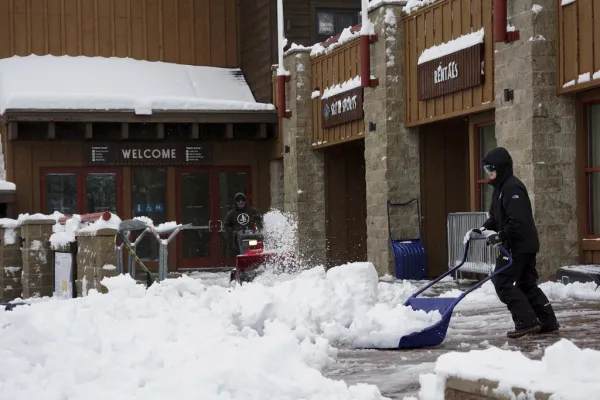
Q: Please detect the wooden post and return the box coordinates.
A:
[47,122,56,139]
[121,123,129,139]
[7,122,17,140]
[85,123,93,139]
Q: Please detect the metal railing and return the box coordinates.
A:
[447,212,498,278]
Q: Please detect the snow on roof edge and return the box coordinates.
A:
[0,55,276,115]
[417,27,484,65]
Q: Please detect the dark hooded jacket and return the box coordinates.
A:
[482,147,539,254]
[224,192,263,235]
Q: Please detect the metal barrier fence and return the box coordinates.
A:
[447,212,498,277]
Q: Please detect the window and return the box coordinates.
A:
[42,168,122,216]
[476,124,497,211]
[315,8,360,43]
[586,103,600,236]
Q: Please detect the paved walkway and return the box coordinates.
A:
[324,295,600,399]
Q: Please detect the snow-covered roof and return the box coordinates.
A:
[0,55,275,115]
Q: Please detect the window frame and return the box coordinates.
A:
[310,3,361,44]
[40,167,123,216]
[584,100,600,238]
[474,121,496,211]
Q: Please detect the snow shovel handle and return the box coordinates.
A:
[409,236,512,299]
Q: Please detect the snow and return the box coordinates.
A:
[561,264,600,274]
[578,72,591,83]
[507,23,516,32]
[321,76,361,100]
[402,0,438,15]
[311,90,321,99]
[528,34,545,41]
[563,79,576,88]
[532,4,543,13]
[102,264,116,270]
[561,0,576,5]
[17,212,61,223]
[0,55,275,115]
[368,0,406,12]
[309,27,360,57]
[417,28,484,65]
[422,339,600,400]
[0,262,444,399]
[0,180,15,190]
[77,213,122,234]
[50,215,81,249]
[153,221,182,233]
[594,70,600,80]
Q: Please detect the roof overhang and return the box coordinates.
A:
[1,109,278,125]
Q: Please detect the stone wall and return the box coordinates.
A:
[281,50,327,266]
[495,0,577,280]
[363,4,421,276]
[0,226,22,301]
[76,228,118,296]
[269,158,285,210]
[20,220,55,298]
[445,376,551,399]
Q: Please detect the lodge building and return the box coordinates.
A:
[0,0,598,282]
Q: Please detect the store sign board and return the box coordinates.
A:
[321,87,364,129]
[417,43,484,100]
[84,142,212,165]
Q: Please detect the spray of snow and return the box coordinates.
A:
[532,4,543,13]
[418,28,484,65]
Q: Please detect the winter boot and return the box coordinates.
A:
[507,323,541,339]
[538,321,560,335]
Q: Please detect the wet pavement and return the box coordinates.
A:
[324,291,600,399]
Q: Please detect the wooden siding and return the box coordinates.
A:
[311,37,363,149]
[240,0,273,103]
[0,0,239,68]
[556,0,600,94]
[403,0,494,127]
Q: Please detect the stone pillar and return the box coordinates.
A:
[495,0,577,280]
[76,228,118,296]
[20,220,55,298]
[363,4,421,276]
[282,49,327,265]
[0,224,22,301]
[270,158,285,210]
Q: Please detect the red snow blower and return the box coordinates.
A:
[229,224,286,284]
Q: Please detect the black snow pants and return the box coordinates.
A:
[491,253,559,331]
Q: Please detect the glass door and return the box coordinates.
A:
[177,169,215,267]
[83,169,122,214]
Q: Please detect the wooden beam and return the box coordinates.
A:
[7,122,17,140]
[121,123,129,139]
[255,123,267,139]
[47,122,56,139]
[157,123,165,139]
[2,109,278,124]
[225,123,234,140]
[191,123,199,139]
[85,123,93,139]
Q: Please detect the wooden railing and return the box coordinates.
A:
[556,0,600,94]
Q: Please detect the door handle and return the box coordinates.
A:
[208,220,212,232]
[218,220,224,232]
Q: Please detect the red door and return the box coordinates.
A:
[176,166,251,269]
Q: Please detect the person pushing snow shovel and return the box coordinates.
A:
[468,147,560,339]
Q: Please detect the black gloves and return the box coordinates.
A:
[487,231,507,247]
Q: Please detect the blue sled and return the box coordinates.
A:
[397,236,513,349]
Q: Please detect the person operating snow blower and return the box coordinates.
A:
[224,192,263,260]
[467,147,560,339]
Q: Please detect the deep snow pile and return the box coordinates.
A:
[416,339,600,400]
[0,263,441,400]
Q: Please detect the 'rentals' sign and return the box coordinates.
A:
[84,142,212,165]
[417,43,484,101]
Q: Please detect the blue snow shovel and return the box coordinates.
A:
[396,236,513,349]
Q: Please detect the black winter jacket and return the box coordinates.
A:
[482,148,540,254]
